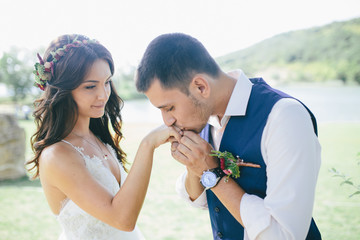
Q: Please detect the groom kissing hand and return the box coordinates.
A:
[135,33,322,240]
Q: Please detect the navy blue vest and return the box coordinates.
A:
[200,78,321,240]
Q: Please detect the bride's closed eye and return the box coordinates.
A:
[85,85,96,89]
[84,80,111,90]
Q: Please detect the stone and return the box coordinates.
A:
[0,114,26,180]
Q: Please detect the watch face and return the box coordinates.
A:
[200,171,218,188]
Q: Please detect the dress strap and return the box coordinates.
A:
[61,140,87,160]
[61,139,74,147]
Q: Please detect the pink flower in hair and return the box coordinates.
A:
[54,53,61,61]
[44,62,52,72]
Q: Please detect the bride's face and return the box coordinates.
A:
[72,59,112,120]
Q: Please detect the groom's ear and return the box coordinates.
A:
[190,74,211,99]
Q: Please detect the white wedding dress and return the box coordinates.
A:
[57,140,145,240]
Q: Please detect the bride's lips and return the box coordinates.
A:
[92,104,105,108]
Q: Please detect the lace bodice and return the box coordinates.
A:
[57,140,145,240]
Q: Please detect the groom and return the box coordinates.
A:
[135,33,321,240]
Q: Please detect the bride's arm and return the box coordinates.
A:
[39,125,180,231]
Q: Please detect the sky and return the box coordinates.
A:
[0,0,359,69]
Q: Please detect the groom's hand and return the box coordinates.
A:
[171,131,218,177]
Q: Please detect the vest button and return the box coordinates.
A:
[214,207,220,212]
[217,232,223,238]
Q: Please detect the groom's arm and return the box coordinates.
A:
[184,168,204,201]
[172,141,205,200]
[175,169,208,209]
[211,177,246,225]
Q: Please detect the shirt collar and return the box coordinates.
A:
[208,69,253,127]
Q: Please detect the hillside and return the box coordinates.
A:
[216,17,360,84]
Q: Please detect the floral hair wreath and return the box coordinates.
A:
[33,36,99,90]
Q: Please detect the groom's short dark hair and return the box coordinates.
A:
[135,33,221,94]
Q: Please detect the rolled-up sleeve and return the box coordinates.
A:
[240,98,321,240]
[175,170,208,209]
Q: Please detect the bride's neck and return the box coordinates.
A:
[71,117,91,137]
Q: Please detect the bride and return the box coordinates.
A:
[26,34,181,240]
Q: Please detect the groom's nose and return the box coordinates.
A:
[161,111,176,127]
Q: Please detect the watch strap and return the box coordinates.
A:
[212,167,226,179]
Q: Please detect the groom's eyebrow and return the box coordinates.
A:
[157,105,167,109]
[156,102,174,109]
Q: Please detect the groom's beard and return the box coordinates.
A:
[172,94,211,134]
[188,95,211,134]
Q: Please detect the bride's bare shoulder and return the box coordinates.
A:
[39,141,85,175]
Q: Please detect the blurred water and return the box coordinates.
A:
[121,86,360,124]
[277,85,360,123]
[122,99,163,123]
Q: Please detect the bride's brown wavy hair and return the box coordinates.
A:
[26,34,127,179]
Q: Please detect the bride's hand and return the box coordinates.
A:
[142,125,182,150]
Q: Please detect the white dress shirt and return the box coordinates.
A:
[176,70,321,240]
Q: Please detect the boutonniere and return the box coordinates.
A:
[210,150,261,182]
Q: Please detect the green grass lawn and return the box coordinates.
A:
[0,121,359,240]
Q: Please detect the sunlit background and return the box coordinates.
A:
[1,1,360,240]
[1,0,359,67]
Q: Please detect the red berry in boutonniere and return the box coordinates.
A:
[210,150,261,182]
[220,158,225,170]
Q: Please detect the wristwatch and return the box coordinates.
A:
[200,167,226,190]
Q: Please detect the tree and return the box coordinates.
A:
[113,66,146,100]
[0,47,34,103]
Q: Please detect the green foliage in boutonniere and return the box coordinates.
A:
[210,150,261,182]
